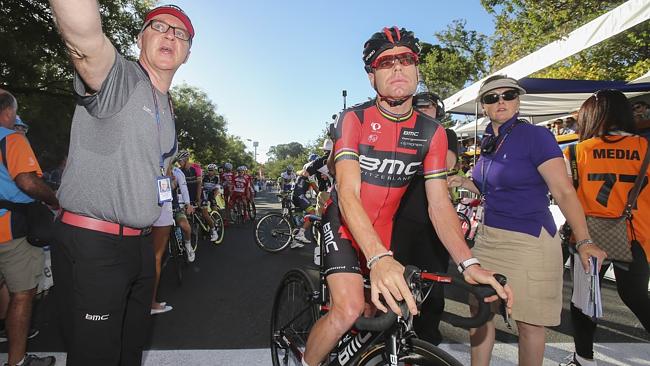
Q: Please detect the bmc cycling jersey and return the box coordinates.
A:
[181,165,201,204]
[323,100,447,275]
[564,135,650,261]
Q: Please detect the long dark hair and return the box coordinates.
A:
[577,89,636,141]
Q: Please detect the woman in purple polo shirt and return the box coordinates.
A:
[448,75,605,366]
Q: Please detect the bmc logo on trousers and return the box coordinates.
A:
[85,313,110,321]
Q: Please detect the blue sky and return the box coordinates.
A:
[170,1,496,162]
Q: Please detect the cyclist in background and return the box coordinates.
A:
[203,163,220,206]
[290,169,318,248]
[279,165,296,192]
[391,91,458,345]
[231,166,252,221]
[178,151,219,242]
[242,165,256,216]
[220,162,235,220]
[304,139,334,216]
[301,26,512,366]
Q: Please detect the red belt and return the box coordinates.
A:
[60,211,151,236]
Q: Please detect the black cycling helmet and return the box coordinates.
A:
[413,92,445,120]
[363,27,421,74]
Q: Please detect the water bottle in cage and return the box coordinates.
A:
[174,226,183,244]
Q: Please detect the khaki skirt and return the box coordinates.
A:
[473,224,563,326]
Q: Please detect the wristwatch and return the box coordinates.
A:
[457,257,480,274]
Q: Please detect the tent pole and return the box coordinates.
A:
[473,103,479,167]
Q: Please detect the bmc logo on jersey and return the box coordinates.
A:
[359,155,421,175]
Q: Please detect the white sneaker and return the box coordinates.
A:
[290,241,305,249]
[210,229,219,242]
[185,242,195,262]
[294,231,311,244]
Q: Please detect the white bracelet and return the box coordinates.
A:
[367,251,393,270]
[457,257,480,274]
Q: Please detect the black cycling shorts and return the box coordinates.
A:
[321,202,362,277]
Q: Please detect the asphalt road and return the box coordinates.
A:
[3,190,648,365]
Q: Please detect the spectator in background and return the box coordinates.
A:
[561,90,649,366]
[563,116,577,134]
[48,2,193,364]
[12,116,28,136]
[0,88,57,366]
[458,139,468,154]
[552,118,565,135]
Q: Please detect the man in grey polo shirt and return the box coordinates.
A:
[48,2,193,365]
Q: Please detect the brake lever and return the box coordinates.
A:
[493,274,512,330]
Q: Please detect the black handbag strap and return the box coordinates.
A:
[624,138,650,217]
[568,144,579,189]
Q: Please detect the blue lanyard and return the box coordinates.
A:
[139,62,178,175]
[480,121,521,195]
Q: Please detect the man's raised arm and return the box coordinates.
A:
[49,0,116,92]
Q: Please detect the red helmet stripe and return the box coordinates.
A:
[383,27,395,44]
[394,26,401,41]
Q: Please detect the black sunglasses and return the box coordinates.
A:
[481,89,519,105]
[480,135,499,155]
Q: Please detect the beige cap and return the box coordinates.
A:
[476,75,526,102]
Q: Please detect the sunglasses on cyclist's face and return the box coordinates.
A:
[481,89,519,105]
[371,52,419,70]
[145,19,191,41]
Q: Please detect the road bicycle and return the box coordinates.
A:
[189,203,225,246]
[229,193,256,225]
[254,190,319,252]
[271,244,506,365]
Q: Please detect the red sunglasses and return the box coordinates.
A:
[371,52,419,70]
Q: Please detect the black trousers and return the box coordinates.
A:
[51,221,155,366]
[392,217,450,345]
[570,241,650,359]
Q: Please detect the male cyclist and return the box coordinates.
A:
[290,169,318,248]
[304,139,334,216]
[231,166,251,220]
[302,27,512,366]
[177,151,218,242]
[241,166,256,217]
[220,162,235,218]
[279,165,296,192]
[203,163,221,207]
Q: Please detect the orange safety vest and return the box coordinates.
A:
[564,135,650,262]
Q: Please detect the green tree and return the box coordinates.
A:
[482,0,650,80]
[419,19,490,99]
[172,84,228,162]
[267,142,307,161]
[0,0,154,168]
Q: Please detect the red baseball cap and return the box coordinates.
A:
[144,4,194,38]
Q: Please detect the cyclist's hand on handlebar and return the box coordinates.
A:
[369,257,418,317]
[463,265,513,313]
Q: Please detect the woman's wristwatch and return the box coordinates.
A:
[457,257,480,274]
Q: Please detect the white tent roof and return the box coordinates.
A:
[444,0,650,115]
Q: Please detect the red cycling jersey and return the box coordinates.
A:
[323,100,447,274]
[232,174,249,193]
[220,171,234,187]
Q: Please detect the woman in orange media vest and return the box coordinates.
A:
[561,89,650,366]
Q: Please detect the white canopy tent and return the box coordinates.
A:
[444,0,650,115]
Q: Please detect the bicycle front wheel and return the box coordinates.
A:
[357,338,462,366]
[190,214,201,249]
[271,268,320,366]
[255,213,293,252]
[211,210,225,244]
